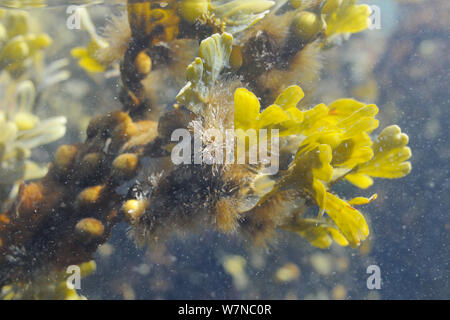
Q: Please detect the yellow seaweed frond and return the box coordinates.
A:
[71,39,109,73]
[323,0,371,37]
[1,260,96,300]
[234,85,305,135]
[0,10,52,75]
[322,192,369,247]
[230,84,410,248]
[0,74,66,206]
[346,125,412,188]
[210,0,275,34]
[176,32,234,114]
[282,218,349,249]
